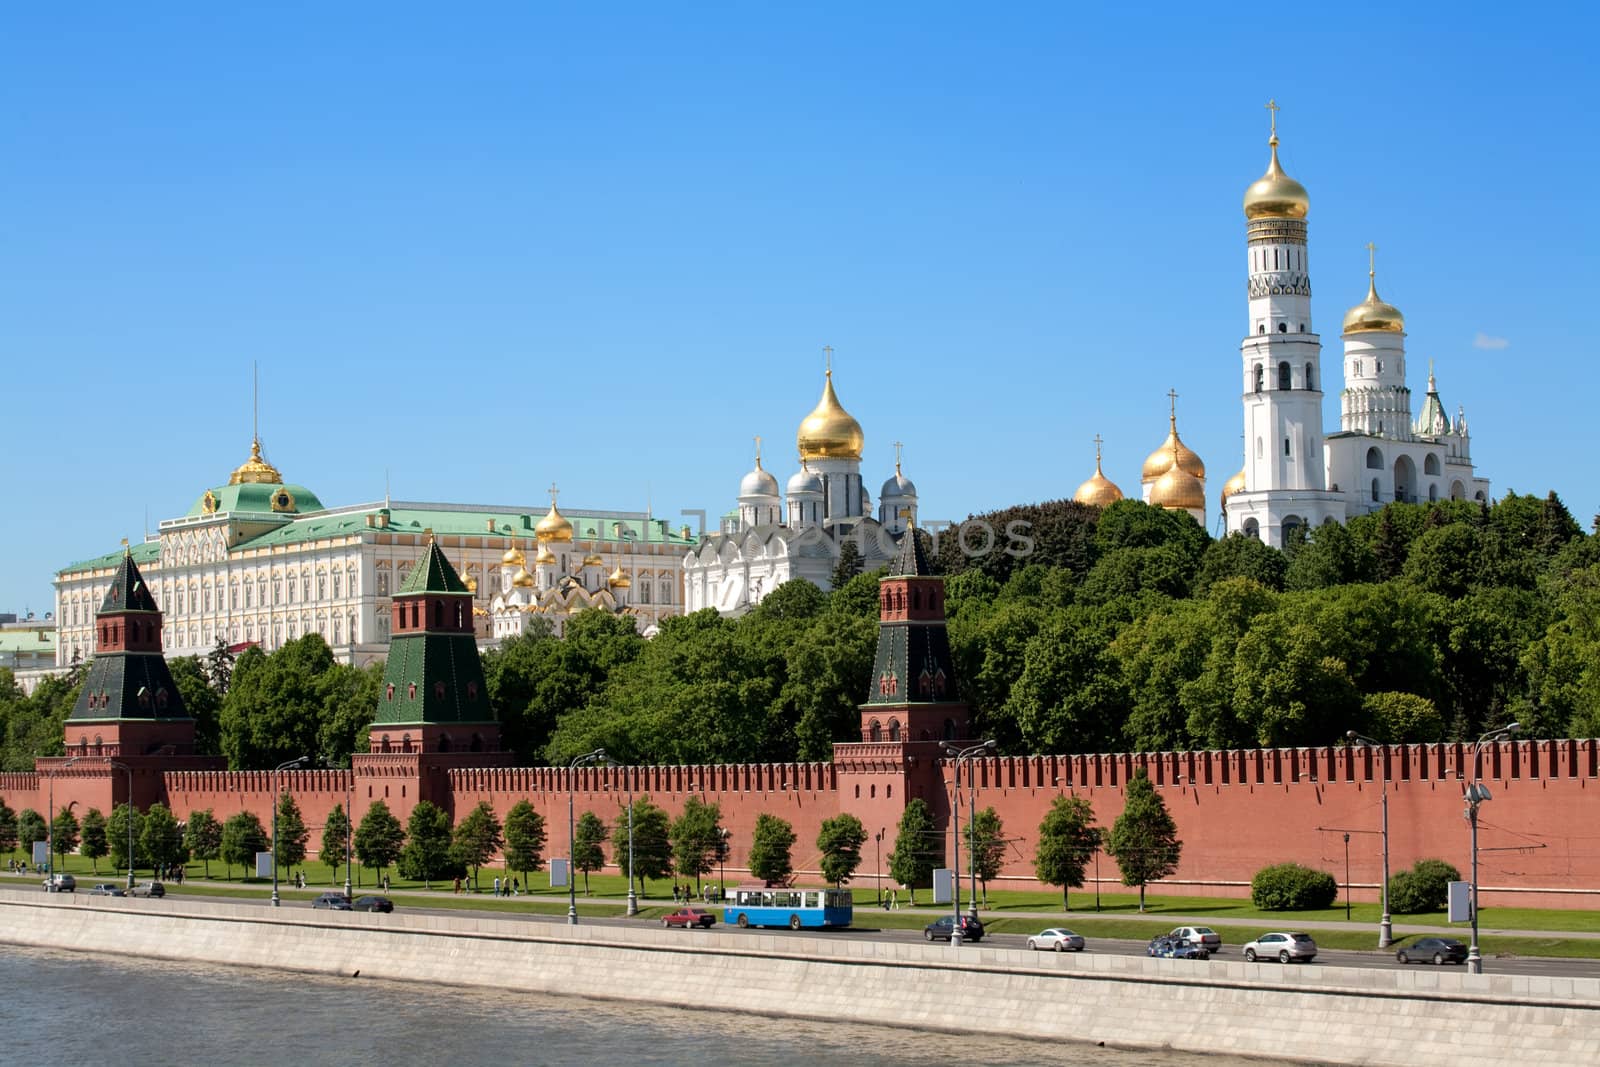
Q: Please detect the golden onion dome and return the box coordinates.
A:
[796,370,864,461]
[535,545,556,566]
[1342,273,1406,334]
[1243,134,1310,221]
[1150,463,1207,513]
[1073,457,1124,508]
[1141,416,1206,483]
[228,437,284,486]
[511,567,534,589]
[502,543,526,567]
[582,553,604,568]
[535,500,574,543]
[1221,467,1247,507]
[608,564,632,588]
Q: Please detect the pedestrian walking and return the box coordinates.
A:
[493,877,501,897]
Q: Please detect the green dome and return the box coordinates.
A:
[186,481,326,517]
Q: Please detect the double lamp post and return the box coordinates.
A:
[943,739,994,947]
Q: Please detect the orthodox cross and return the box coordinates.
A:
[1167,388,1180,420]
[1093,433,1104,465]
[823,344,833,373]
[1265,98,1279,140]
[753,434,763,467]
[893,439,903,472]
[1366,241,1377,279]
[548,482,559,505]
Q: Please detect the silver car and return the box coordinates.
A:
[1027,927,1086,952]
[1242,931,1318,963]
[1168,925,1221,953]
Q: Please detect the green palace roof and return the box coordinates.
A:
[183,481,327,518]
[0,630,55,655]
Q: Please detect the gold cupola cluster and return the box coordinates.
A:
[1143,396,1207,515]
[1073,435,1124,507]
[535,485,574,543]
[1220,468,1247,510]
[1242,101,1310,221]
[796,369,865,461]
[1343,246,1406,334]
[228,437,284,486]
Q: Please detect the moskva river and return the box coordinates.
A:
[0,945,1273,1065]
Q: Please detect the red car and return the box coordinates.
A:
[662,907,717,929]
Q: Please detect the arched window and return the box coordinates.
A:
[1278,362,1292,390]
[1258,324,1266,334]
[1278,322,1288,333]
[1253,364,1263,393]
[1371,478,1381,502]
[1365,447,1383,470]
[1299,323,1306,332]
[869,719,881,742]
[888,719,901,742]
[1429,484,1439,502]
[1424,454,1442,476]
[1304,363,1314,391]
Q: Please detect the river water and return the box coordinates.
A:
[0,945,1274,1066]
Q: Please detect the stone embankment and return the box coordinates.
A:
[3,888,1596,1066]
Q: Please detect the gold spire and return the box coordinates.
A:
[535,483,574,543]
[1243,99,1310,221]
[228,436,285,486]
[1141,390,1207,482]
[1073,434,1125,507]
[796,355,864,460]
[1150,436,1206,513]
[1342,242,1406,334]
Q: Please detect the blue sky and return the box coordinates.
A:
[3,3,1595,614]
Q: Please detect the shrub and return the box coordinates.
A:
[1250,862,1339,910]
[1388,858,1461,914]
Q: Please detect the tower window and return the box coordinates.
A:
[1305,363,1315,391]
[1299,323,1306,332]
[1278,322,1288,333]
[1258,324,1266,334]
[1253,364,1263,393]
[1278,362,1292,390]
[1284,437,1292,457]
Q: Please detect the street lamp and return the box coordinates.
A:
[46,757,81,878]
[1343,833,1351,921]
[718,827,731,901]
[1466,722,1520,974]
[344,771,353,900]
[942,740,995,946]
[271,756,309,907]
[104,760,135,890]
[1345,731,1393,947]
[874,828,885,907]
[568,748,606,925]
[602,758,637,916]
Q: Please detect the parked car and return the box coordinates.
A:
[128,881,165,898]
[1147,936,1210,960]
[1396,937,1469,965]
[312,892,352,910]
[1027,927,1086,952]
[351,895,394,913]
[1242,932,1318,963]
[88,883,126,897]
[42,873,76,893]
[662,907,717,929]
[923,915,985,942]
[1168,926,1222,954]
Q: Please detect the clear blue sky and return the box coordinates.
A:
[3,3,1595,614]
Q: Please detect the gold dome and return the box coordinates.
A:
[511,567,534,589]
[1242,135,1310,221]
[535,499,573,543]
[1221,467,1247,507]
[1073,439,1124,507]
[228,437,284,486]
[796,370,864,461]
[1342,273,1406,334]
[608,564,631,588]
[1142,415,1206,483]
[1151,463,1207,513]
[535,545,556,565]
[582,553,604,568]
[502,543,526,567]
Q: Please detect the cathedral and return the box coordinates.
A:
[683,362,915,615]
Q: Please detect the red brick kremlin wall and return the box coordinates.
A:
[8,741,1598,908]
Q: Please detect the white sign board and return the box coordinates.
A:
[1447,880,1472,923]
[32,841,48,868]
[256,852,274,879]
[932,868,953,905]
[550,857,570,888]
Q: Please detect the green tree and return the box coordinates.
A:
[141,803,183,872]
[786,611,879,762]
[1033,795,1100,910]
[1284,521,1374,591]
[611,796,671,896]
[1194,533,1287,595]
[51,806,80,867]
[888,798,940,904]
[816,812,867,887]
[962,807,1006,906]
[322,804,351,884]
[205,637,236,695]
[168,654,223,757]
[81,809,109,872]
[0,798,16,854]
[1362,692,1445,744]
[107,803,147,874]
[1105,769,1182,912]
[317,662,382,768]
[219,635,346,769]
[748,813,796,886]
[669,796,723,890]
[219,810,267,879]
[17,808,46,856]
[354,801,405,882]
[274,793,310,873]
[183,809,222,878]
[830,539,864,589]
[572,811,607,892]
[502,800,547,887]
[451,801,504,889]
[397,800,455,889]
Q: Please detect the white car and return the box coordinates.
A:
[1168,926,1221,953]
[1027,927,1086,952]
[1242,931,1318,963]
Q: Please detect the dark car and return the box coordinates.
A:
[1147,936,1210,960]
[1397,937,1469,965]
[312,892,352,910]
[351,895,394,913]
[128,881,165,898]
[662,907,717,929]
[923,915,985,942]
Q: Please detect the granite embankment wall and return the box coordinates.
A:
[3,888,1597,1067]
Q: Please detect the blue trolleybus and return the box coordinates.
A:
[723,885,853,930]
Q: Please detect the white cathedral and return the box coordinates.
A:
[683,365,916,615]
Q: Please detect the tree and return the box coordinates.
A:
[274,793,310,874]
[962,806,1007,906]
[398,800,455,889]
[168,654,223,757]
[17,808,46,857]
[1362,692,1445,744]
[79,808,109,874]
[831,539,864,589]
[816,813,867,887]
[502,800,547,887]
[0,798,16,855]
[322,804,351,885]
[888,798,940,904]
[142,803,183,872]
[451,801,504,889]
[1194,533,1287,595]
[748,813,796,886]
[611,796,671,896]
[184,809,222,877]
[51,806,80,867]
[572,811,607,893]
[219,810,267,879]
[1105,769,1182,912]
[354,801,405,882]
[107,804,147,874]
[206,637,236,695]
[669,796,723,889]
[1034,795,1100,910]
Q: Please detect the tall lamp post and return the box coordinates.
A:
[603,758,637,916]
[1343,833,1352,921]
[104,759,135,890]
[1466,723,1520,974]
[344,771,353,900]
[942,740,995,946]
[271,756,309,907]
[46,757,81,878]
[1345,731,1393,947]
[874,828,885,907]
[718,827,730,901]
[568,748,606,925]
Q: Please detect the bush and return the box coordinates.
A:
[1388,858,1461,914]
[1250,862,1339,910]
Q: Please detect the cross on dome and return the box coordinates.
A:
[1265,98,1280,143]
